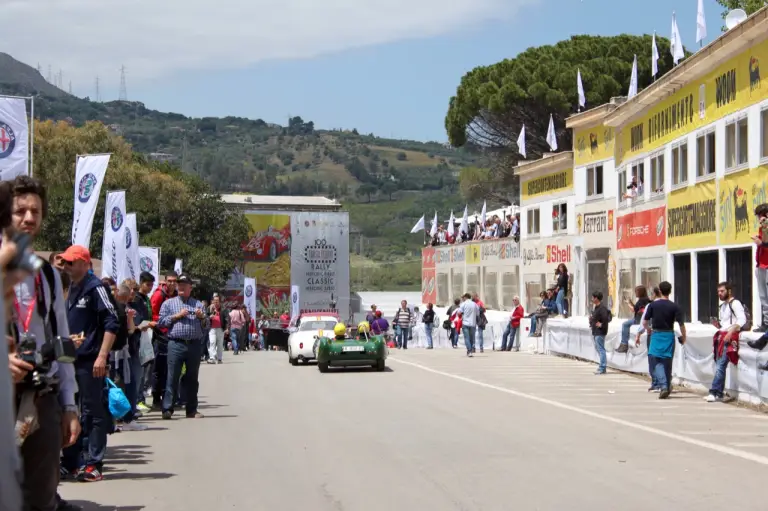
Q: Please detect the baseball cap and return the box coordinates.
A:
[60,245,91,264]
[177,273,192,284]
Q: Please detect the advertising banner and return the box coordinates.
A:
[422,268,436,305]
[719,166,768,245]
[576,199,615,248]
[616,206,667,250]
[290,285,300,322]
[71,154,110,248]
[100,190,126,282]
[573,125,614,167]
[466,243,481,265]
[138,246,159,294]
[479,239,521,264]
[667,181,717,251]
[422,247,435,269]
[0,96,29,180]
[521,168,573,200]
[243,277,257,319]
[521,238,575,273]
[123,213,140,282]
[290,212,350,320]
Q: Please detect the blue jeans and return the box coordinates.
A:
[651,355,673,390]
[425,323,433,348]
[620,318,636,345]
[709,348,730,397]
[462,325,476,353]
[163,339,202,415]
[647,335,660,389]
[556,289,566,315]
[230,329,240,353]
[123,354,143,422]
[67,361,107,468]
[501,323,518,351]
[396,327,410,349]
[593,335,606,373]
[451,328,458,347]
[476,327,484,351]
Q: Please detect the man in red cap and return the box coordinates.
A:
[59,245,119,482]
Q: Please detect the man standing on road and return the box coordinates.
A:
[459,293,479,357]
[642,281,686,400]
[705,282,746,403]
[588,291,610,376]
[158,274,208,420]
[61,245,119,482]
[422,304,435,349]
[150,271,177,410]
[472,292,486,353]
[228,304,247,355]
[393,300,412,349]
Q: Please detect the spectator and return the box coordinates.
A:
[422,303,436,349]
[135,272,156,413]
[158,273,208,420]
[61,245,119,482]
[589,291,610,376]
[472,292,486,353]
[706,282,746,403]
[114,280,147,431]
[635,286,662,392]
[642,281,686,399]
[554,264,569,317]
[370,310,389,336]
[501,296,524,351]
[279,310,290,329]
[228,304,247,355]
[207,294,228,364]
[753,204,768,333]
[393,300,412,349]
[257,312,270,350]
[365,305,377,324]
[617,286,650,353]
[150,271,178,411]
[459,293,479,357]
[528,290,555,338]
[446,298,460,348]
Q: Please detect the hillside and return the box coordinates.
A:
[0,53,484,289]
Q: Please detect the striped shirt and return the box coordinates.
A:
[393,307,412,329]
[158,296,208,341]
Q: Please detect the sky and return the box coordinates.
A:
[5,0,731,142]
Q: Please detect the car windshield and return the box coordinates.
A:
[299,320,337,332]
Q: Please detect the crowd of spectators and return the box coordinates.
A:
[429,212,520,246]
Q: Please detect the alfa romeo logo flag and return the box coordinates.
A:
[174,259,183,276]
[71,154,110,249]
[290,284,300,322]
[0,97,30,180]
[243,277,257,319]
[138,246,159,294]
[101,190,126,282]
[123,213,140,281]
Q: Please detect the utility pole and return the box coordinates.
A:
[95,76,100,102]
[119,65,128,101]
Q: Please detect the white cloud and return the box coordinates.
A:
[3,0,534,89]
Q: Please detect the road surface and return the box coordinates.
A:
[60,349,768,510]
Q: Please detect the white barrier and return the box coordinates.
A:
[544,317,768,405]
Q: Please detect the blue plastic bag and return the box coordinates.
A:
[106,378,131,420]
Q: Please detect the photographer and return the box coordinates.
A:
[59,244,119,482]
[5,176,79,511]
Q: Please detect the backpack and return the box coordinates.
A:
[727,299,752,332]
[606,309,613,323]
[477,306,488,329]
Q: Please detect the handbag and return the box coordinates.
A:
[139,329,155,365]
[106,378,131,420]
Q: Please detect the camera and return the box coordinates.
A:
[18,335,76,390]
[7,232,43,274]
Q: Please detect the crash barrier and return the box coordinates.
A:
[544,317,768,405]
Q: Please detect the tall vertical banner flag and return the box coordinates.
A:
[243,277,257,318]
[651,32,659,77]
[174,259,183,275]
[546,115,558,152]
[290,284,300,323]
[628,55,638,98]
[123,213,140,281]
[517,125,526,158]
[138,246,159,294]
[576,69,585,109]
[0,97,30,180]
[72,154,110,248]
[101,190,126,282]
[696,0,707,45]
[671,12,685,65]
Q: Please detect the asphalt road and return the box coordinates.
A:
[60,349,768,511]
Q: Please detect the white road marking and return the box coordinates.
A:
[730,443,768,447]
[678,431,768,436]
[390,357,768,466]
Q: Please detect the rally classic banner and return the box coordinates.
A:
[101,190,126,282]
[0,96,29,180]
[71,154,110,248]
[666,180,717,251]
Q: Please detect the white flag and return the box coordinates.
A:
[577,69,586,109]
[290,284,300,322]
[410,215,425,233]
[174,258,183,275]
[244,277,257,319]
[651,32,659,77]
[460,205,469,236]
[628,55,638,98]
[517,125,526,158]
[671,12,685,65]
[0,97,29,180]
[696,0,707,44]
[546,114,558,152]
[429,211,438,237]
[138,246,159,295]
[123,213,140,282]
[447,211,455,237]
[480,201,487,228]
[101,190,126,282]
[72,154,109,249]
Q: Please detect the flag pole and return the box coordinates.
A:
[29,96,34,178]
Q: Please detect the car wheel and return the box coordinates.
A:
[376,358,385,372]
[318,362,329,373]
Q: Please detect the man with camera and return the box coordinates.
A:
[59,244,119,482]
[5,176,80,511]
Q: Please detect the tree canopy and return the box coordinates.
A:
[714,0,764,21]
[444,34,681,203]
[33,120,249,296]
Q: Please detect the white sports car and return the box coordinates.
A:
[287,315,339,365]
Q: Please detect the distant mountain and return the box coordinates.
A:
[0,53,70,98]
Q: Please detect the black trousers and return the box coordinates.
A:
[17,391,61,511]
[152,341,168,407]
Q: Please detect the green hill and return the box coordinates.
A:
[0,53,483,289]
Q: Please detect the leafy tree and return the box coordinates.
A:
[356,183,377,203]
[714,0,764,20]
[381,181,397,201]
[445,35,681,203]
[396,152,407,161]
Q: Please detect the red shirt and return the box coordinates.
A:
[510,305,524,328]
[758,228,768,269]
[210,308,222,329]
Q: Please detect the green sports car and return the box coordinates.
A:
[315,334,388,372]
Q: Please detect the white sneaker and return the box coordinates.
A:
[122,422,148,431]
[704,394,722,403]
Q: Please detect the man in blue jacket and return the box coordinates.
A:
[60,245,119,482]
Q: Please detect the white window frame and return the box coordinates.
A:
[586,164,604,199]
[696,129,716,180]
[671,141,688,189]
[618,166,628,208]
[649,151,665,198]
[552,202,567,234]
[526,207,540,236]
[725,116,749,172]
[761,106,768,164]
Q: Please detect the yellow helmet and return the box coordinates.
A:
[333,323,347,337]
[357,321,370,334]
